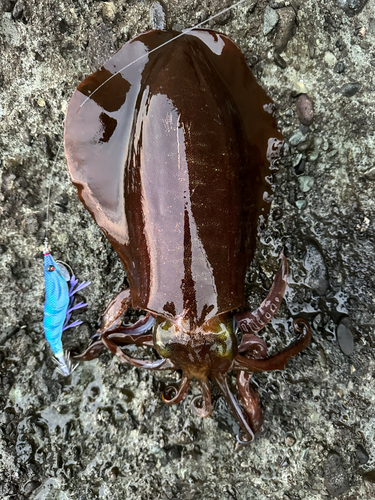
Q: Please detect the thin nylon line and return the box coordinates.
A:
[79,0,247,109]
[44,141,63,250]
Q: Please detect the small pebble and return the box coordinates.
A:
[285,436,296,447]
[0,412,13,425]
[295,159,306,175]
[2,174,15,191]
[299,124,310,136]
[337,318,354,356]
[24,480,41,495]
[324,454,350,497]
[55,203,68,213]
[308,141,321,162]
[108,466,120,481]
[22,128,31,145]
[359,39,370,50]
[296,200,307,211]
[292,153,303,167]
[339,82,361,97]
[272,207,282,220]
[296,94,314,126]
[334,61,345,73]
[335,37,344,50]
[324,51,337,67]
[12,0,24,19]
[364,167,375,180]
[289,130,307,146]
[210,8,232,26]
[57,193,69,206]
[327,149,338,158]
[312,314,322,330]
[274,7,296,53]
[298,175,314,193]
[308,38,315,58]
[292,80,308,96]
[0,325,19,346]
[274,52,287,69]
[263,6,279,35]
[101,1,115,20]
[355,444,369,465]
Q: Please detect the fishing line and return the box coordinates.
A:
[44,142,63,252]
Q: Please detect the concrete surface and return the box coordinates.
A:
[0,0,374,498]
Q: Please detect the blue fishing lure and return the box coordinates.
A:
[43,244,90,375]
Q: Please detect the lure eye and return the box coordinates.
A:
[47,265,55,272]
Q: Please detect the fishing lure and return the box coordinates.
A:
[42,239,90,375]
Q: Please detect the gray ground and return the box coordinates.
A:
[0,0,374,498]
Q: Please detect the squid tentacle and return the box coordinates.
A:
[213,372,255,446]
[238,334,267,358]
[236,371,264,434]
[236,332,268,435]
[162,374,191,405]
[91,314,156,344]
[235,254,288,335]
[232,318,311,373]
[71,331,154,362]
[101,333,174,370]
[99,288,132,332]
[191,379,212,418]
[72,288,155,361]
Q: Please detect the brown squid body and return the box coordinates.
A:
[65,29,311,446]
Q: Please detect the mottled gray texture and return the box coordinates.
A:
[336,0,370,16]
[0,0,375,499]
[263,5,279,35]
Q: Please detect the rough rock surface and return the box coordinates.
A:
[0,0,375,498]
[336,0,370,16]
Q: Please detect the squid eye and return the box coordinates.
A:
[47,265,55,272]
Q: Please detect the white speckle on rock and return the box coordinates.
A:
[324,51,337,66]
[292,80,308,95]
[356,216,370,232]
[101,2,116,20]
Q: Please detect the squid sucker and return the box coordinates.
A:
[64,29,311,447]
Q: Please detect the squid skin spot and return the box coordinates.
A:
[163,301,177,317]
[99,112,117,143]
[78,69,130,112]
